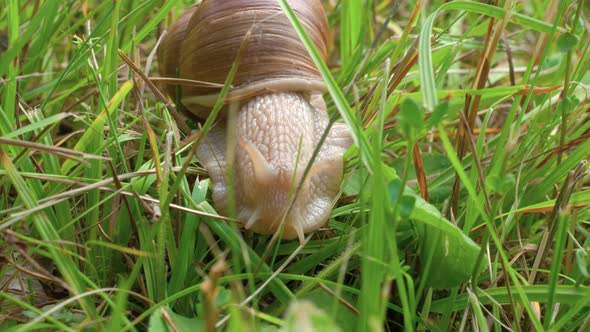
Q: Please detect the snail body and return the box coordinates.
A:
[160,0,351,242]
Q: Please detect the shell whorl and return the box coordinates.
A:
[160,0,329,115]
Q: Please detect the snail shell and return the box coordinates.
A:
[160,0,352,242]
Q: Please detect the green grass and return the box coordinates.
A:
[1,0,590,331]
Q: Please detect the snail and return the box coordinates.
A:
[159,0,352,243]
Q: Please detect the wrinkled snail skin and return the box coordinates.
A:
[198,92,351,241]
[159,0,352,242]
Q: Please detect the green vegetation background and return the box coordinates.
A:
[1,0,589,331]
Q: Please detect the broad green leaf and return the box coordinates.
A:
[148,308,204,332]
[391,153,454,204]
[425,102,449,128]
[399,97,423,138]
[557,32,579,52]
[302,288,357,332]
[573,249,590,284]
[282,300,342,332]
[409,194,481,289]
[400,195,416,219]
